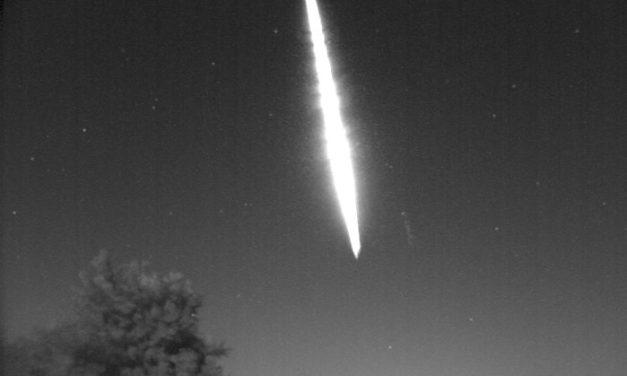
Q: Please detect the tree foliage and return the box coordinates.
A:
[4,251,227,376]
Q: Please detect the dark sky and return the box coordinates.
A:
[3,0,627,375]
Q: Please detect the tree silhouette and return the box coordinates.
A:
[5,250,227,376]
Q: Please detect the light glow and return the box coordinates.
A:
[305,0,361,258]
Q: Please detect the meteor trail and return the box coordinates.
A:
[305,0,361,258]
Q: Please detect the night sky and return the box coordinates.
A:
[3,1,627,375]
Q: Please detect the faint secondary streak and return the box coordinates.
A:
[305,0,361,258]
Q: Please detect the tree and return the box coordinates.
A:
[6,250,227,376]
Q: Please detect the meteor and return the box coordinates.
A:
[305,0,361,258]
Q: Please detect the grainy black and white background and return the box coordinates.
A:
[3,1,627,375]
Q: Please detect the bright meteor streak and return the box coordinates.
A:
[305,0,361,258]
